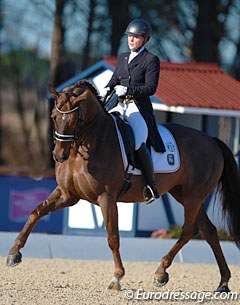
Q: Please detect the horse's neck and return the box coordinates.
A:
[79,110,117,158]
[76,92,120,160]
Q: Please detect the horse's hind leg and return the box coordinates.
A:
[154,197,200,287]
[197,208,231,292]
[6,187,78,267]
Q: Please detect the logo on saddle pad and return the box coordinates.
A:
[166,142,175,152]
[111,115,180,174]
[167,153,175,165]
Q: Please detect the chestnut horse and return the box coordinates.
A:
[7,80,240,292]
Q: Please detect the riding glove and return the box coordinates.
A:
[115,85,128,97]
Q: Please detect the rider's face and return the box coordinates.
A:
[128,35,145,51]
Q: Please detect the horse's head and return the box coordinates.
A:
[48,82,86,163]
[48,80,104,163]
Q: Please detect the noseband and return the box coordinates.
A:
[54,101,83,143]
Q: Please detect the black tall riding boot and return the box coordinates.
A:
[135,143,159,204]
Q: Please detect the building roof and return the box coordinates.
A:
[103,56,240,113]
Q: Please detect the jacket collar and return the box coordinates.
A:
[129,46,145,60]
[128,48,148,68]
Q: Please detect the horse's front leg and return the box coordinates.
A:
[6,187,78,267]
[99,193,125,290]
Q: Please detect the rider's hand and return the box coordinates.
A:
[115,85,127,97]
[99,87,110,99]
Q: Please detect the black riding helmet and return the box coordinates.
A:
[125,19,152,40]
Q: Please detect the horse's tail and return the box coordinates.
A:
[214,138,240,249]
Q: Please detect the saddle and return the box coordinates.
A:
[111,111,138,169]
[110,111,180,198]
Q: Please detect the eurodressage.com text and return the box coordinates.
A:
[123,288,238,303]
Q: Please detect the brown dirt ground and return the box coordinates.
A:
[0,257,239,305]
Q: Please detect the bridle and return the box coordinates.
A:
[53,100,84,143]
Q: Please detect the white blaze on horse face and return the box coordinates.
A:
[62,114,66,120]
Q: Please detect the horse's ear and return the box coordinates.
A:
[48,83,59,100]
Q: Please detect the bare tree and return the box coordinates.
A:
[108,0,132,55]
[50,0,66,87]
[192,0,220,62]
[48,0,66,167]
[233,40,240,80]
[82,0,96,69]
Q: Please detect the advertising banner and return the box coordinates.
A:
[0,175,63,233]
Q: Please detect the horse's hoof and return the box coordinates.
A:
[6,252,22,267]
[216,285,230,293]
[153,272,169,287]
[107,282,121,290]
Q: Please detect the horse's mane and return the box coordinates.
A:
[73,79,106,111]
[75,79,99,97]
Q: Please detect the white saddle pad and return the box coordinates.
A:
[111,115,180,175]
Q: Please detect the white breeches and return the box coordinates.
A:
[110,101,148,150]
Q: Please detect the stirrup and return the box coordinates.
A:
[143,185,159,204]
